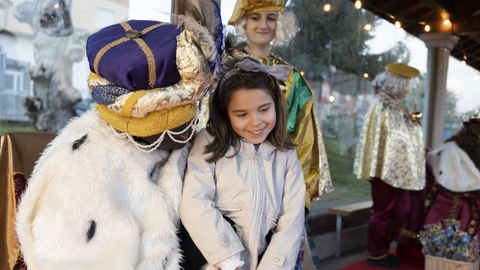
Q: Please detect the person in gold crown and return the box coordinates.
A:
[228,0,333,212]
[354,63,425,268]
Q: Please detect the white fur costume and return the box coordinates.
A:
[16,110,187,270]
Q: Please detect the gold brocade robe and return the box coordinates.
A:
[269,55,333,209]
[353,93,425,190]
[0,132,55,270]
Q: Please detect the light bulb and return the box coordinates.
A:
[354,0,362,9]
[323,4,331,12]
[328,95,335,103]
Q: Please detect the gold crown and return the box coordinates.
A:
[228,0,286,25]
[386,63,420,78]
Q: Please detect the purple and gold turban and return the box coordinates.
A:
[86,20,216,150]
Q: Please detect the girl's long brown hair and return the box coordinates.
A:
[205,70,294,163]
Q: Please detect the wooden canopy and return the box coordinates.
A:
[354,0,480,71]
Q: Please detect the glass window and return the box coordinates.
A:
[3,69,23,93]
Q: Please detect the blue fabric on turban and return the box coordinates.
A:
[86,20,183,91]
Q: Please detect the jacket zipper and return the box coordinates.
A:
[247,148,263,267]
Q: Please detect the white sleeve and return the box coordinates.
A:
[215,252,245,270]
[180,130,245,265]
[257,150,306,269]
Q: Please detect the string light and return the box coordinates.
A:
[347,0,467,39]
[354,0,362,9]
[323,3,331,12]
[363,73,369,78]
[328,95,335,103]
[347,1,480,68]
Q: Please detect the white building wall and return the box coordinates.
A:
[72,0,129,33]
[0,33,34,63]
[4,3,32,35]
[0,8,7,29]
[128,0,172,22]
[70,0,129,97]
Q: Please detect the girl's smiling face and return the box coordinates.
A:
[227,88,276,144]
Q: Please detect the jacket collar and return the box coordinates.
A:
[239,139,277,158]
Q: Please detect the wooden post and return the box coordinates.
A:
[419,33,458,149]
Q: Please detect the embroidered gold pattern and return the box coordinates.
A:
[467,196,479,236]
[424,182,439,213]
[354,93,425,190]
[141,23,164,35]
[133,38,157,88]
[93,37,130,74]
[120,21,132,31]
[93,22,166,88]
[423,181,480,237]
[448,195,460,219]
[398,228,419,239]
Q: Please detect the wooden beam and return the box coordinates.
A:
[427,0,453,13]
[422,0,450,19]
[450,0,480,21]
[466,33,480,46]
[457,38,479,51]
[411,7,437,22]
[395,2,425,18]
[464,47,480,59]
[452,17,480,34]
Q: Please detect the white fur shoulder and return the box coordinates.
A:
[17,110,187,270]
[427,141,480,192]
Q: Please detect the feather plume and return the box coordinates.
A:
[179,0,223,72]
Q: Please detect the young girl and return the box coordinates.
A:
[227,0,333,210]
[180,59,306,270]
